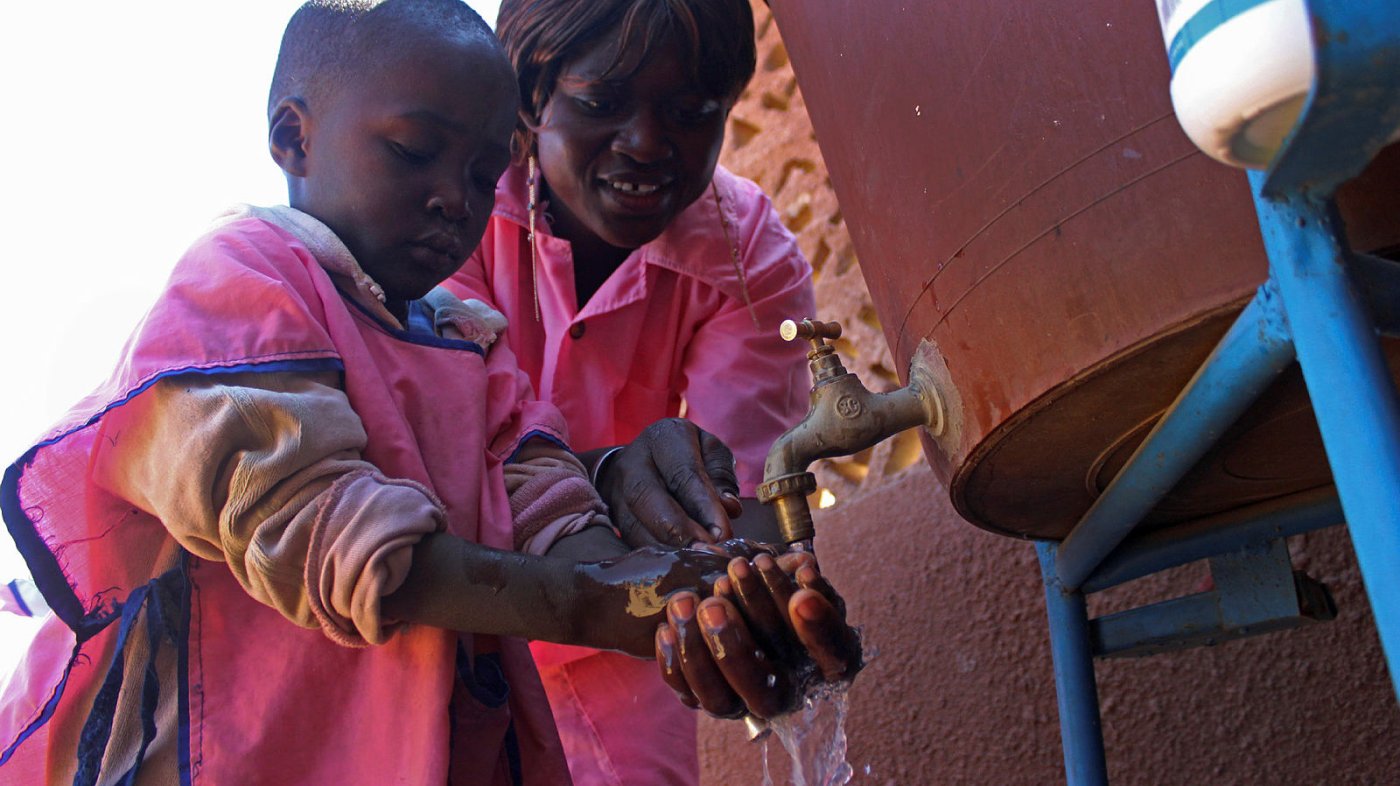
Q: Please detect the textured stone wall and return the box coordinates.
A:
[718,7,925,507]
[701,2,1400,784]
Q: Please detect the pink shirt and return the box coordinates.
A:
[1,211,570,786]
[449,165,815,786]
[450,164,814,494]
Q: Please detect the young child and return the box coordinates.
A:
[0,2,855,783]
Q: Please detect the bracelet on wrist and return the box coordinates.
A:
[589,446,625,488]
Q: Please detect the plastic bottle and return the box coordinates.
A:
[1156,0,1316,169]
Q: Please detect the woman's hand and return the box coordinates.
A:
[592,419,745,548]
[654,551,862,720]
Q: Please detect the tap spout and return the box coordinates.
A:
[757,319,944,545]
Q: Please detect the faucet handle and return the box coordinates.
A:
[779,318,842,345]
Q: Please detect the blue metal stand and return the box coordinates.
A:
[1038,543,1108,786]
[1039,2,1400,782]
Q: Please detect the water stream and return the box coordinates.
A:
[759,683,854,786]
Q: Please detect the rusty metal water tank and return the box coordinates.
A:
[768,0,1400,539]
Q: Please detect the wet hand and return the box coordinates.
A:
[574,544,733,658]
[596,419,744,548]
[654,552,861,720]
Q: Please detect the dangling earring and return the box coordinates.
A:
[527,154,542,322]
[712,179,760,330]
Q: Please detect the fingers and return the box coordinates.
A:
[605,419,741,547]
[612,464,708,547]
[754,553,798,634]
[654,552,861,720]
[696,597,794,719]
[696,427,741,499]
[789,588,861,682]
[726,557,794,657]
[646,420,735,541]
[667,592,744,718]
[656,624,699,709]
[720,492,744,520]
[704,437,743,525]
[787,553,847,617]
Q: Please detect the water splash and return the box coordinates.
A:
[760,683,854,786]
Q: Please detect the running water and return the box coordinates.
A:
[759,683,854,786]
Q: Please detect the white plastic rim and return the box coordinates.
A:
[1158,0,1315,169]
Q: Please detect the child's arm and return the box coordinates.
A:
[92,365,837,671]
[381,536,736,657]
[92,369,445,646]
[91,370,734,654]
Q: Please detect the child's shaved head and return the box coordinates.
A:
[269,0,500,119]
[266,0,518,310]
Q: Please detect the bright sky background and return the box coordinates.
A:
[0,0,501,681]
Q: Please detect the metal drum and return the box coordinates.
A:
[768,0,1400,539]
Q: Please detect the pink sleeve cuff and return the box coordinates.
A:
[505,445,611,555]
[304,469,446,646]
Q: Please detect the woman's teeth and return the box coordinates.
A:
[609,181,661,195]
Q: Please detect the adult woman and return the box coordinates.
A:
[448,0,818,782]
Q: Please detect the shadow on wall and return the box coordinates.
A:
[700,465,1399,784]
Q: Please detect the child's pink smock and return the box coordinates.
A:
[449,165,814,786]
[0,212,572,785]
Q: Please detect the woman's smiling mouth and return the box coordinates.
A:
[609,180,662,195]
[601,175,673,214]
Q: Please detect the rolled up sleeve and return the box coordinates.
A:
[92,370,443,646]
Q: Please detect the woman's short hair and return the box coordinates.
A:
[498,0,756,151]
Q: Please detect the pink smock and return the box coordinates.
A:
[0,214,572,785]
[449,164,814,786]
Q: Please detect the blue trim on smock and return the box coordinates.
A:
[176,555,193,786]
[0,638,83,767]
[7,580,32,617]
[71,563,187,786]
[339,292,486,355]
[1,357,345,638]
[504,430,571,465]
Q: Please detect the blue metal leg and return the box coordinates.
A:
[1250,172,1400,701]
[1055,287,1295,590]
[1038,542,1109,786]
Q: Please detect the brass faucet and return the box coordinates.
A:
[743,317,944,742]
[757,318,945,550]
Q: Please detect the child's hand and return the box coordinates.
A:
[573,545,735,657]
[653,551,862,720]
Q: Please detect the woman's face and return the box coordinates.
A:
[533,31,729,254]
